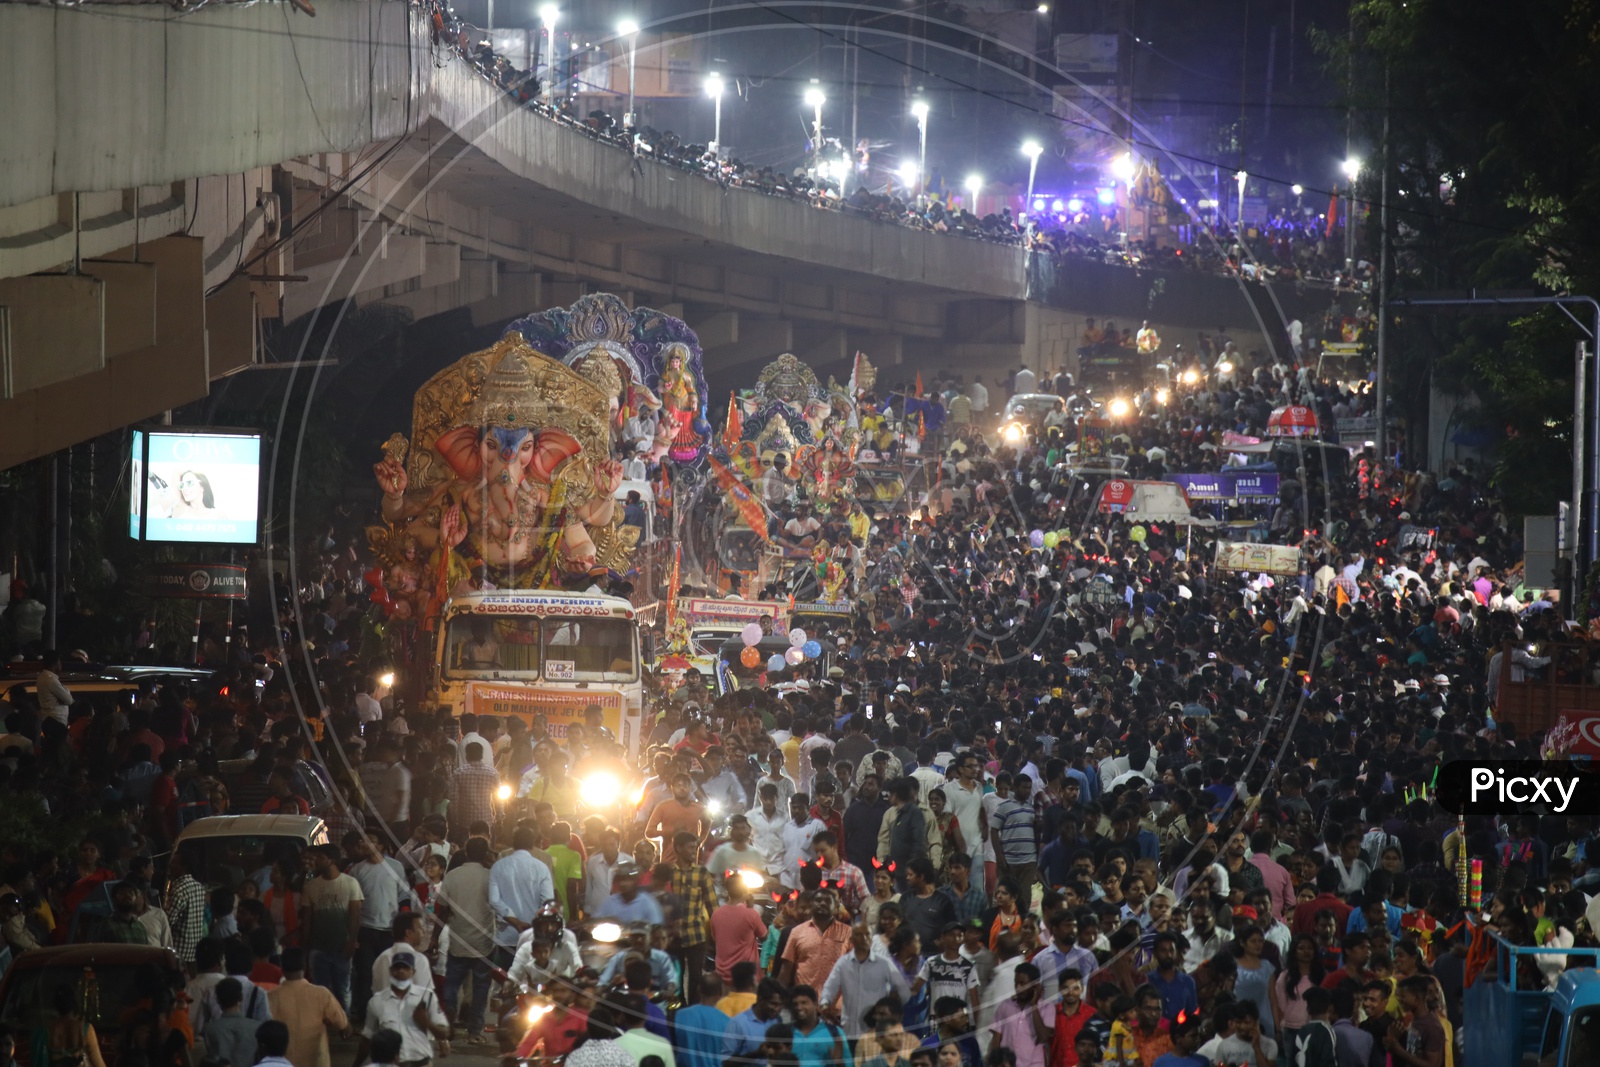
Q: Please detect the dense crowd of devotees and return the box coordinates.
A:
[0,351,1584,1067]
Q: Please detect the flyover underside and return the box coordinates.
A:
[0,0,1304,470]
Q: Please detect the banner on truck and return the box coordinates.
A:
[466,684,623,740]
[1214,540,1302,576]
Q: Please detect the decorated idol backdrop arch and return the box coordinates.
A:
[505,293,712,466]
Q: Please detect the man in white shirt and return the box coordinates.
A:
[359,954,449,1065]
[1013,365,1037,394]
[759,456,794,505]
[584,827,632,917]
[455,714,493,768]
[701,746,749,814]
[35,650,73,728]
[757,750,797,807]
[779,793,826,889]
[747,783,790,877]
[706,815,768,898]
[489,826,556,964]
[968,375,990,413]
[782,502,822,550]
[1182,902,1234,973]
[354,678,383,724]
[942,753,987,864]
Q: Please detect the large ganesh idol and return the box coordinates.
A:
[368,329,638,622]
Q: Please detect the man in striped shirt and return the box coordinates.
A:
[991,775,1039,896]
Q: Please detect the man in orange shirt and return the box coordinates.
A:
[779,890,852,989]
[645,773,706,865]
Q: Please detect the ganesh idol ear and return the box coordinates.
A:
[527,428,584,483]
[434,425,484,480]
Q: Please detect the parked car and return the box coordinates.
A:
[167,814,329,899]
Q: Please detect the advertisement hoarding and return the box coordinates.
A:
[131,429,262,545]
[148,563,249,600]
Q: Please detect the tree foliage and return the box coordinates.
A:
[1336,0,1600,515]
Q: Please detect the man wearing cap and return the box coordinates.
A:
[358,953,449,1067]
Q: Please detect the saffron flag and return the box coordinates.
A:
[708,457,770,542]
[1326,185,1339,238]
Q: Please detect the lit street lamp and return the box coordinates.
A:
[617,18,639,128]
[804,84,826,145]
[911,99,929,201]
[1021,140,1043,220]
[539,4,560,104]
[705,72,724,153]
[1341,157,1362,269]
[964,173,983,212]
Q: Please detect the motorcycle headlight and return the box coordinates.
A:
[738,868,766,890]
[495,783,513,802]
[706,799,724,818]
[592,922,623,943]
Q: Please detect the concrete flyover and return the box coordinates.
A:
[0,0,1309,469]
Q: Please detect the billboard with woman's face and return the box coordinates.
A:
[130,429,262,545]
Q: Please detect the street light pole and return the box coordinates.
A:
[1021,140,1042,220]
[618,18,639,128]
[911,100,929,202]
[1235,170,1247,234]
[539,4,560,104]
[805,85,826,145]
[705,72,724,154]
[1341,157,1361,271]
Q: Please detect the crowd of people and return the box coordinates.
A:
[0,319,1587,1067]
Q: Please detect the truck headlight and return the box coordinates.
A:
[579,773,621,807]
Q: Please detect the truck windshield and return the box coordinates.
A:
[542,617,637,681]
[1569,1007,1600,1064]
[442,615,543,678]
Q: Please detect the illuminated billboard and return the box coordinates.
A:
[129,428,263,545]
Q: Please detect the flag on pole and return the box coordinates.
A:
[848,352,863,398]
[723,392,742,445]
[914,371,923,398]
[1326,185,1339,238]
